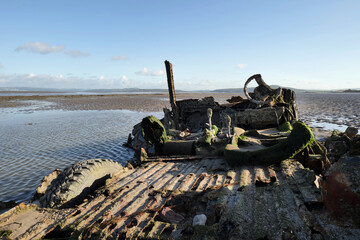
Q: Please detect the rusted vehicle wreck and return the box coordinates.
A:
[1,61,360,239]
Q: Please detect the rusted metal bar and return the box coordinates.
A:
[164,60,179,129]
[143,155,204,162]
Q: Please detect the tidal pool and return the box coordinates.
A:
[0,108,161,202]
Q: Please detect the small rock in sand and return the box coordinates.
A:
[160,207,184,224]
[345,126,358,138]
[193,214,207,226]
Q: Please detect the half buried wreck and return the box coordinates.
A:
[0,61,359,239]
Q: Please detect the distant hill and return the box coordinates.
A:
[339,89,360,93]
[210,85,313,93]
[1,86,359,94]
[0,87,179,93]
[85,88,186,93]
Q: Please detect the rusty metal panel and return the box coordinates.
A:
[234,106,285,128]
[2,158,360,239]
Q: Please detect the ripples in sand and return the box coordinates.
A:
[0,108,161,202]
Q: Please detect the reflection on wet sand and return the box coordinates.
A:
[0,108,161,202]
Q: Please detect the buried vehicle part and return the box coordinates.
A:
[244,74,282,105]
[225,121,314,166]
[39,159,123,208]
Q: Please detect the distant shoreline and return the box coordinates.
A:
[341,89,360,93]
[0,92,235,112]
[1,86,360,95]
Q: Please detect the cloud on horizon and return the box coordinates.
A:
[237,63,245,69]
[0,73,74,86]
[0,72,132,89]
[66,50,90,58]
[98,75,130,88]
[135,67,164,76]
[120,75,130,85]
[111,55,128,61]
[15,42,65,54]
[1,72,357,90]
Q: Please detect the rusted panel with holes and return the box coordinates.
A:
[2,158,360,239]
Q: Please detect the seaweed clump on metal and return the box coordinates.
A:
[224,121,315,166]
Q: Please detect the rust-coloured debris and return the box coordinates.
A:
[1,158,360,239]
[321,155,360,226]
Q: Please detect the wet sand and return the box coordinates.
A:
[0,92,235,112]
[0,108,163,202]
[297,93,360,127]
[1,92,359,128]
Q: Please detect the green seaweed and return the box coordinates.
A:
[225,121,315,167]
[198,126,219,145]
[230,134,248,147]
[238,135,248,141]
[325,129,343,147]
[141,115,168,145]
[0,230,12,238]
[273,93,285,104]
[278,121,293,132]
[331,129,341,137]
[211,125,219,134]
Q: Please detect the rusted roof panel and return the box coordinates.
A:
[1,158,359,239]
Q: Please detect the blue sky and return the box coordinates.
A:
[0,0,359,90]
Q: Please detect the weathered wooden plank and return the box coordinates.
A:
[164,60,179,129]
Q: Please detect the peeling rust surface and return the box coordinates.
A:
[2,157,360,239]
[321,155,360,226]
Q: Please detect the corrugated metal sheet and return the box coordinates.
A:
[1,158,360,239]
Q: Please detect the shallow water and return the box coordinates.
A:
[0,107,161,202]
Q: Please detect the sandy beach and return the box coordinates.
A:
[0,92,235,112]
[1,91,359,128]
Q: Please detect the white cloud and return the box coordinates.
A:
[136,67,149,75]
[121,75,130,85]
[237,63,246,69]
[15,42,65,54]
[97,75,132,88]
[66,50,90,58]
[151,70,165,76]
[15,42,90,58]
[0,72,169,89]
[111,55,128,61]
[135,67,165,76]
[0,73,77,87]
[0,63,3,69]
